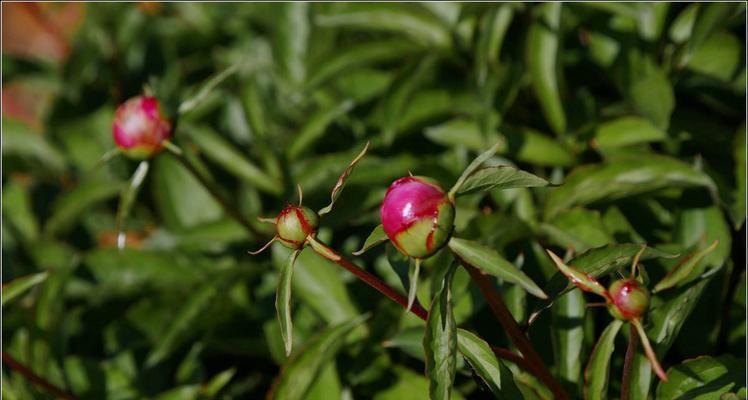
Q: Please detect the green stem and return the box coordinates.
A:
[164,142,266,239]
[459,258,570,400]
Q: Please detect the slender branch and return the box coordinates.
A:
[305,237,534,371]
[2,352,77,400]
[307,236,428,320]
[164,143,266,239]
[621,324,639,400]
[459,259,570,400]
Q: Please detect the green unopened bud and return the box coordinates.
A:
[276,205,319,249]
[607,278,650,321]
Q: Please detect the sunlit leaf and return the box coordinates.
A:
[277,249,301,356]
[1,272,48,308]
[457,329,522,398]
[448,237,547,299]
[583,320,624,400]
[456,166,549,196]
[527,3,565,136]
[424,263,457,400]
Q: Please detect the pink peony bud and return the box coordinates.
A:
[607,278,650,321]
[276,205,320,249]
[380,176,455,259]
[112,96,172,159]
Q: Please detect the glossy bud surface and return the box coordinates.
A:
[380,176,455,259]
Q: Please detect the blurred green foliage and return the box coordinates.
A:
[2,2,745,399]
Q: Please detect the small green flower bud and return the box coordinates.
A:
[276,205,319,249]
[607,278,650,321]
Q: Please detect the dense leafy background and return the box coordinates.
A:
[2,2,746,399]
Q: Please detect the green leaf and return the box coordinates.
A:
[201,368,236,398]
[115,160,149,250]
[653,240,719,292]
[553,290,586,387]
[1,272,48,308]
[374,367,465,400]
[275,3,309,86]
[2,118,67,172]
[456,166,549,196]
[2,180,39,243]
[686,3,737,62]
[179,63,240,115]
[380,57,436,145]
[307,40,420,89]
[544,207,614,253]
[277,249,301,356]
[183,125,282,195]
[583,320,624,400]
[544,155,716,219]
[656,355,746,399]
[270,315,368,400]
[457,329,522,399]
[146,280,221,366]
[594,117,666,150]
[316,4,451,49]
[152,153,224,230]
[475,5,514,85]
[628,57,674,130]
[448,237,546,299]
[527,3,566,136]
[503,126,576,167]
[449,141,502,198]
[352,224,388,256]
[318,141,369,216]
[45,179,124,236]
[288,100,355,160]
[529,244,675,325]
[424,119,491,152]
[687,32,742,82]
[545,249,608,297]
[272,245,360,325]
[424,263,457,400]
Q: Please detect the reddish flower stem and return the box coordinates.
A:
[2,352,77,400]
[305,237,533,371]
[621,324,639,400]
[459,259,570,400]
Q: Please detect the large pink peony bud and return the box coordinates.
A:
[607,278,650,321]
[112,96,172,159]
[276,205,320,249]
[380,176,455,259]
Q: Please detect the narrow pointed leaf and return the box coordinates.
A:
[424,263,457,400]
[277,249,301,356]
[456,166,550,196]
[632,319,667,381]
[184,125,282,195]
[527,2,566,136]
[653,240,719,292]
[115,160,149,250]
[352,224,388,255]
[406,258,421,312]
[583,320,623,400]
[288,100,355,159]
[545,249,608,298]
[179,63,240,115]
[449,141,502,198]
[529,244,676,324]
[457,329,522,399]
[318,141,369,216]
[554,290,586,386]
[448,238,547,299]
[2,272,48,308]
[270,315,368,400]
